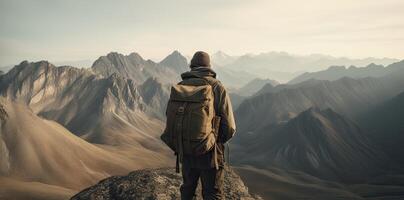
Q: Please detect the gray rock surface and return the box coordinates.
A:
[71,166,262,200]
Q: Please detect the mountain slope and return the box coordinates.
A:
[138,77,170,120]
[0,99,171,191]
[289,60,404,84]
[235,166,404,200]
[0,61,168,149]
[359,91,404,167]
[233,108,384,183]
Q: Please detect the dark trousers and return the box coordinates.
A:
[180,164,224,200]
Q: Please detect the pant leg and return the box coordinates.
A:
[200,167,224,200]
[180,163,201,200]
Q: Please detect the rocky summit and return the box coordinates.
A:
[71,166,262,200]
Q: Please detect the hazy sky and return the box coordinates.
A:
[1,0,403,66]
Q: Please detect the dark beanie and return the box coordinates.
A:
[190,51,211,68]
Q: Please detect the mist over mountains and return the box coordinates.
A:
[289,61,404,84]
[1,50,404,200]
[211,51,398,85]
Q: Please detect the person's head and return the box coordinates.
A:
[190,51,211,68]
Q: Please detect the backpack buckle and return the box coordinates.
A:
[178,106,185,114]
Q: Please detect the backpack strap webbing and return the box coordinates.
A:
[175,102,187,173]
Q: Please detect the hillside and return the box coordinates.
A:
[359,91,404,167]
[0,98,172,199]
[233,108,384,183]
[235,166,404,200]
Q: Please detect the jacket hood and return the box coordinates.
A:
[181,67,217,80]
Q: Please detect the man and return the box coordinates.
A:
[162,51,236,199]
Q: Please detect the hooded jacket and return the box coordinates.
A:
[180,67,236,168]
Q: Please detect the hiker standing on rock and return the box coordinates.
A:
[161,51,236,200]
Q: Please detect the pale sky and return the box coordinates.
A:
[1,0,403,66]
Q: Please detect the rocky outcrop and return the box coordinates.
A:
[71,166,261,200]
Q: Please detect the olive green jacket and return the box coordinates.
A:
[180,67,236,169]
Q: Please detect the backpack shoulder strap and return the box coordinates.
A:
[190,74,220,90]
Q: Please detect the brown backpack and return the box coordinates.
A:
[161,77,221,171]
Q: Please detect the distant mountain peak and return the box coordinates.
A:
[128,52,144,61]
[159,50,188,73]
[161,50,186,61]
[327,65,346,70]
[366,63,383,68]
[213,50,229,57]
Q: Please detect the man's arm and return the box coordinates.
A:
[214,83,236,143]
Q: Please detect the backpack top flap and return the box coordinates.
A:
[170,84,213,102]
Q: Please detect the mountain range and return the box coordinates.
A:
[211,51,398,83]
[233,108,385,182]
[231,59,404,198]
[235,61,404,134]
[289,61,404,84]
[0,61,170,147]
[1,50,404,200]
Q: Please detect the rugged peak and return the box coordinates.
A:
[159,50,188,73]
[71,167,261,200]
[105,51,122,57]
[128,52,144,62]
[91,51,178,83]
[169,50,182,56]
